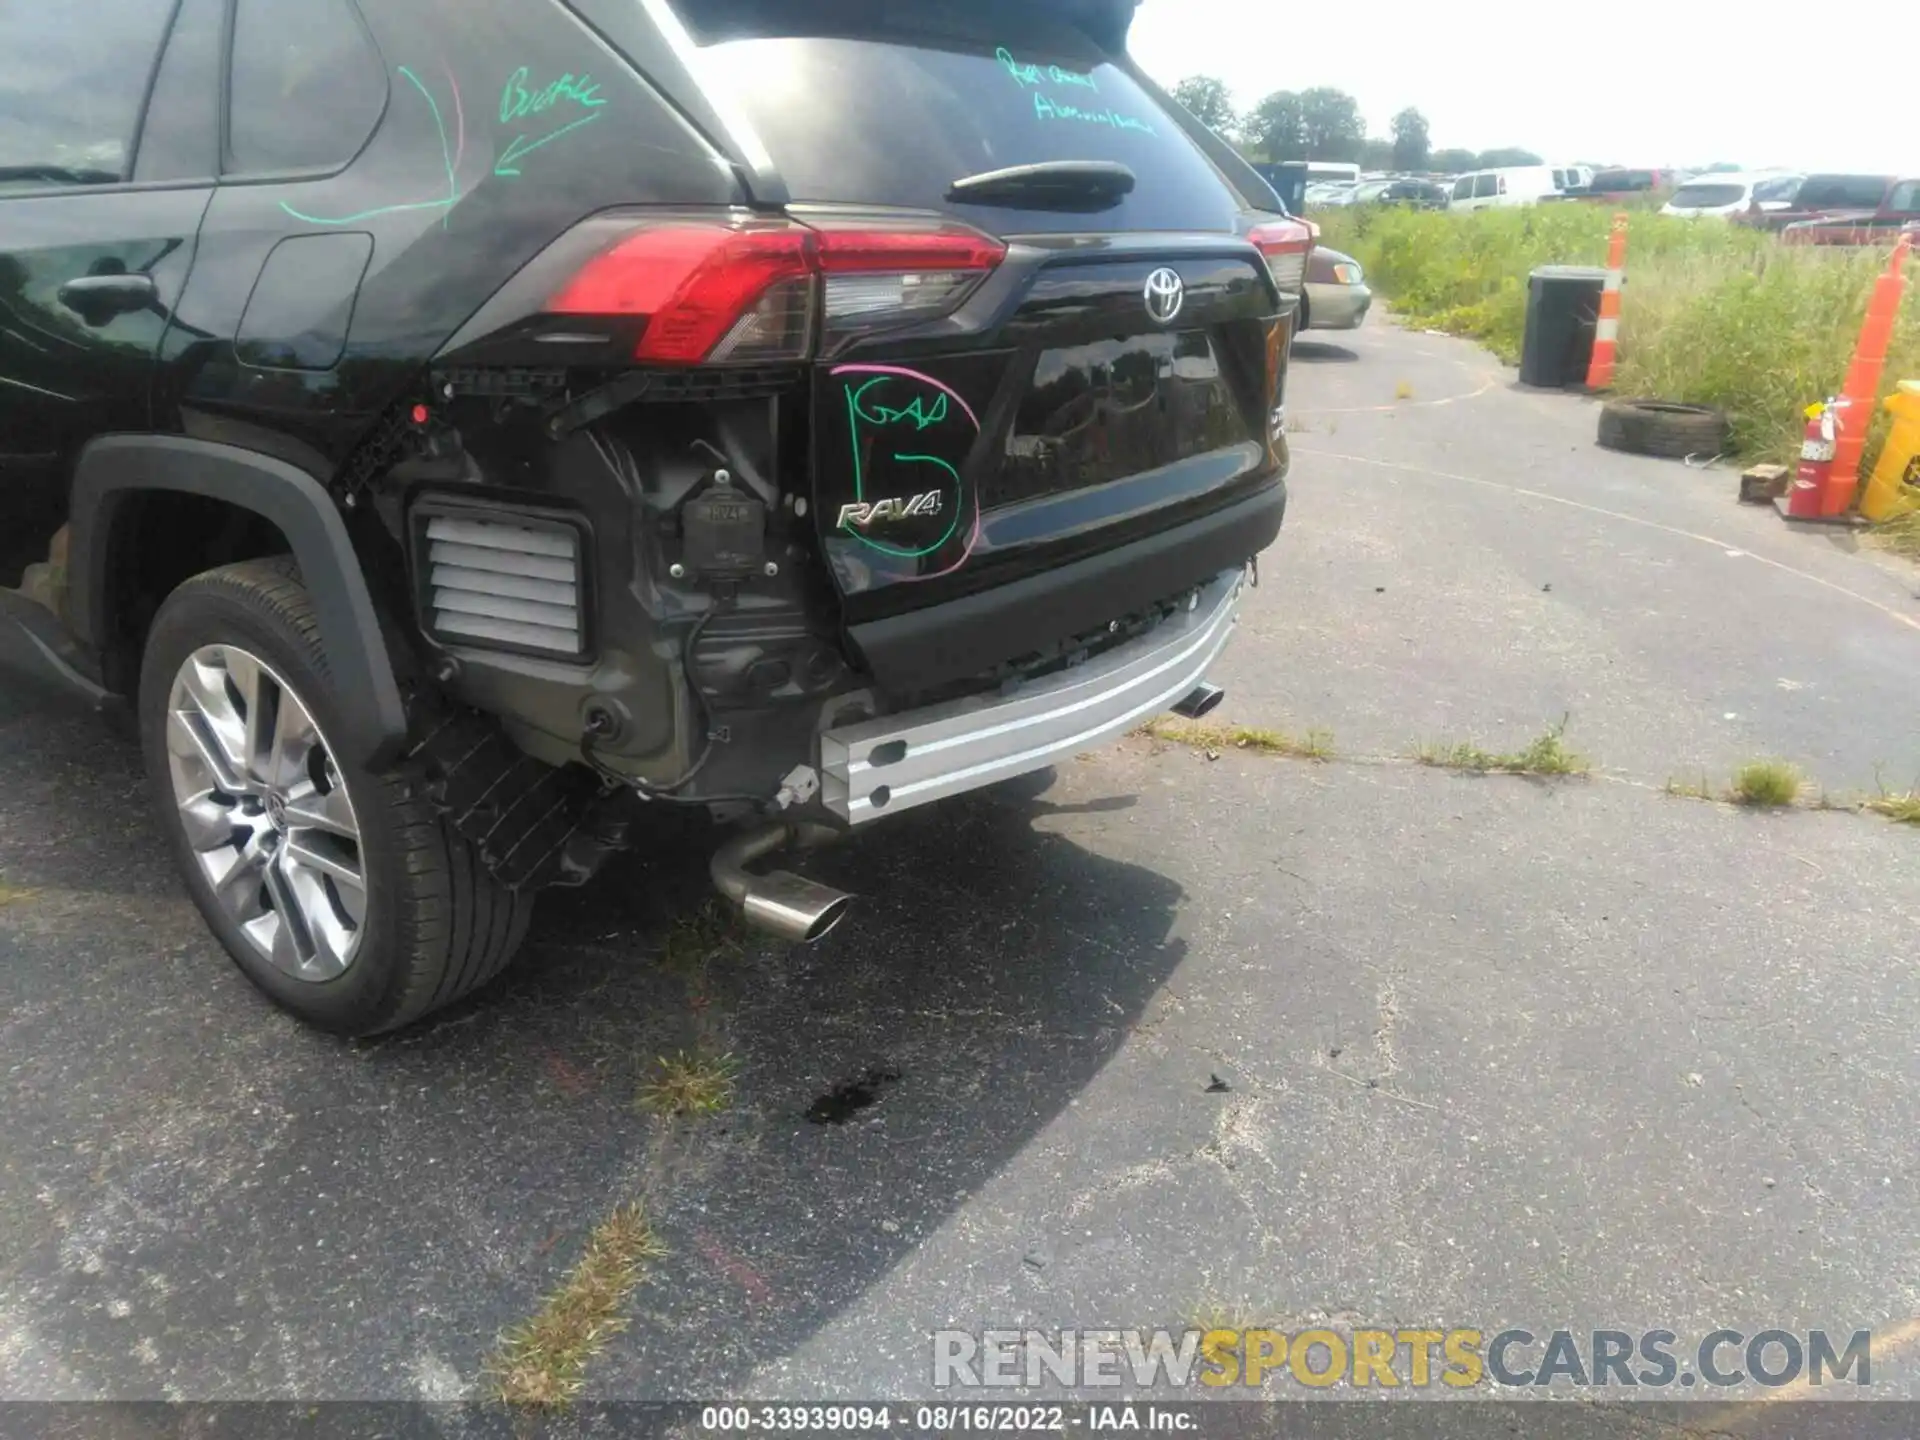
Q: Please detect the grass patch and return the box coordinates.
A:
[1189,1298,1261,1336]
[0,882,37,909]
[659,900,745,976]
[1728,759,1803,808]
[1414,719,1590,777]
[637,1050,738,1118]
[1664,774,1716,800]
[1415,739,1502,772]
[1865,792,1920,824]
[486,1203,666,1408]
[1143,717,1334,760]
[1315,205,1920,471]
[1871,511,1920,563]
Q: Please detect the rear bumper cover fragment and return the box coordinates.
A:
[820,567,1243,825]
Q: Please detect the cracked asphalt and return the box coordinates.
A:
[2,317,1917,1412]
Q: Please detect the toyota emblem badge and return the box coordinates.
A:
[1144,267,1184,325]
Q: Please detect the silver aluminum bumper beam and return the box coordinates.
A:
[820,569,1244,825]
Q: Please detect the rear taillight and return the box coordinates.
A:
[546,217,1006,366]
[816,227,1007,345]
[548,221,816,365]
[1249,219,1314,296]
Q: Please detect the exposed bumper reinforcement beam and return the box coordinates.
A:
[821,568,1244,825]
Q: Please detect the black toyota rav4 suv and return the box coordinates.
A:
[0,0,1301,1034]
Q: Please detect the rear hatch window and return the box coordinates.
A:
[1793,175,1889,209]
[671,0,1242,234]
[1669,183,1745,209]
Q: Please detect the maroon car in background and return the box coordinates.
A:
[1780,177,1920,246]
[1740,173,1894,233]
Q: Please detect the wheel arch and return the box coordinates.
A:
[69,436,409,768]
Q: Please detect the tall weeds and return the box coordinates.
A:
[1317,206,1920,469]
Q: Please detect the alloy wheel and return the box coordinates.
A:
[164,644,366,981]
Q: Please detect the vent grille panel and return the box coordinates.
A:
[424,515,582,656]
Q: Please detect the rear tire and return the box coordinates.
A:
[139,557,531,1035]
[1596,399,1731,459]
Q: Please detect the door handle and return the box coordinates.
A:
[57,273,156,324]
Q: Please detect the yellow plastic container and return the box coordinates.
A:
[1860,380,1920,522]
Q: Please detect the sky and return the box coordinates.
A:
[1129,0,1919,174]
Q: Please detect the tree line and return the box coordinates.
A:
[1169,77,1541,174]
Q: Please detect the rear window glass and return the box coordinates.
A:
[675,0,1240,233]
[1890,181,1920,212]
[1669,184,1744,209]
[1796,175,1889,209]
[1591,169,1656,191]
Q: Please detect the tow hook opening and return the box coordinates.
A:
[1171,682,1226,720]
[710,822,854,944]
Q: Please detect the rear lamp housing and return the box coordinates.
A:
[546,215,1008,365]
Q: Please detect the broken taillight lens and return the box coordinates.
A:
[545,217,1007,366]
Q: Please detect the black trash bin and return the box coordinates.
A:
[1520,265,1607,388]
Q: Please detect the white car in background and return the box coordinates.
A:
[1661,171,1803,218]
[1447,165,1562,210]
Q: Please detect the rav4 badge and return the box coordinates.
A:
[838,491,945,530]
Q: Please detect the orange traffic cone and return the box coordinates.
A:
[1584,212,1629,390]
[1825,234,1911,516]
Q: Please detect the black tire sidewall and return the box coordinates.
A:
[139,572,421,1033]
[1598,399,1729,458]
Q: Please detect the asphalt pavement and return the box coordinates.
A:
[2,317,1916,1414]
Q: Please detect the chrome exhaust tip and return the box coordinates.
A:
[710,822,854,944]
[1171,682,1226,720]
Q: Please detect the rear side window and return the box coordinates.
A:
[1452,177,1473,201]
[227,0,386,176]
[1753,175,1802,203]
[1473,173,1497,198]
[674,0,1241,233]
[0,2,174,186]
[1890,181,1920,212]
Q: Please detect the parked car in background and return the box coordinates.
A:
[1552,165,1594,193]
[1305,181,1357,208]
[1739,173,1894,231]
[1373,178,1451,209]
[1574,168,1675,201]
[1301,246,1371,332]
[1449,166,1561,211]
[1661,171,1803,218]
[1780,177,1920,245]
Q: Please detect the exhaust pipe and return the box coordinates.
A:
[710,822,854,944]
[1171,682,1226,719]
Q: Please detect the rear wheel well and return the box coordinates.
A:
[99,491,293,696]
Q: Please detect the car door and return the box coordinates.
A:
[0,0,217,587]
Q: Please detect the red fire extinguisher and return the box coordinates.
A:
[1788,400,1838,519]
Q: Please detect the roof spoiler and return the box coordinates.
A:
[1038,0,1140,49]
